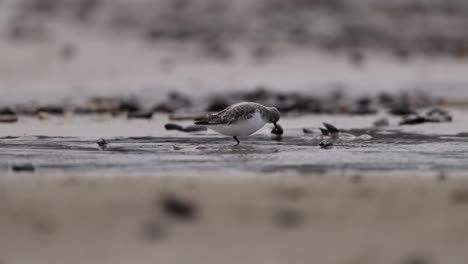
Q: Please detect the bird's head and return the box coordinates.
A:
[266,107,281,128]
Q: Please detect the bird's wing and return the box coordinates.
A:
[195,104,257,125]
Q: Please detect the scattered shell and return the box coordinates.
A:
[271,123,284,136]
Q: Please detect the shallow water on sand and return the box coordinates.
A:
[1,110,468,177]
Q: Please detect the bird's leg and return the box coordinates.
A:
[233,136,240,145]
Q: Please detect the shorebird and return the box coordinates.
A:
[194,102,281,145]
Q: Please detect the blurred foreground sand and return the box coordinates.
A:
[1,174,468,264]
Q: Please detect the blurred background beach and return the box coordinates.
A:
[1,0,468,104]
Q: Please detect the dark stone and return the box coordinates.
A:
[399,115,428,126]
[160,194,197,220]
[164,123,184,131]
[271,123,284,135]
[181,125,207,132]
[12,163,35,172]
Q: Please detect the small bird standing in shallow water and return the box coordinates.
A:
[194,102,281,145]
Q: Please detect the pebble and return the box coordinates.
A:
[12,163,35,172]
[164,123,184,131]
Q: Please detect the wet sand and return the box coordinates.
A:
[1,174,468,264]
[2,111,468,176]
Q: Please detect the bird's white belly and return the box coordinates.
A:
[209,112,266,137]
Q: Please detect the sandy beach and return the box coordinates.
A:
[0,174,468,264]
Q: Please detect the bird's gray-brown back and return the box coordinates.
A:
[195,102,267,125]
